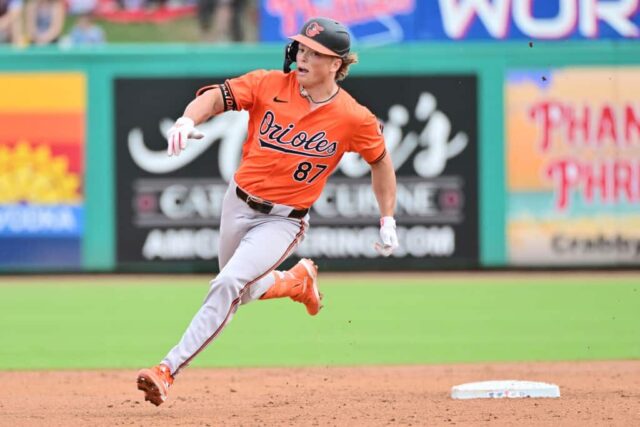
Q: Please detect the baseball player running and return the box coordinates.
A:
[136,16,399,406]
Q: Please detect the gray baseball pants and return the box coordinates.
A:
[162,179,308,374]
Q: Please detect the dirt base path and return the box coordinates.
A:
[1,361,639,426]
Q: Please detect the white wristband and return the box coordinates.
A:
[380,216,396,227]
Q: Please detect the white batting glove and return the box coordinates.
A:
[166,117,204,156]
[374,216,399,257]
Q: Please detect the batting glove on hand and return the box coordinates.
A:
[167,117,204,156]
[374,216,399,257]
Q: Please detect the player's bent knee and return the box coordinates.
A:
[207,274,244,297]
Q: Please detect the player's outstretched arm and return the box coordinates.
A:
[370,153,399,257]
[183,88,226,125]
[167,88,226,156]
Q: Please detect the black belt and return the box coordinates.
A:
[235,187,309,219]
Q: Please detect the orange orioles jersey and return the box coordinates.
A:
[197,69,386,209]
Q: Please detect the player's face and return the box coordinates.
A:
[295,43,342,87]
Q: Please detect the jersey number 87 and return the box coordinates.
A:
[293,162,328,184]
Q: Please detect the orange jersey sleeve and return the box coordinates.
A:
[223,69,271,112]
[199,70,386,209]
[348,106,387,163]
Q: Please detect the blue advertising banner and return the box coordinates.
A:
[0,206,83,238]
[260,0,640,43]
[417,0,640,41]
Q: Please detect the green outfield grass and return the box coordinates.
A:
[0,274,638,370]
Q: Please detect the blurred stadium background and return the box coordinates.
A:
[0,0,639,413]
[1,1,640,273]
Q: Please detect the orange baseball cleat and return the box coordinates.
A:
[136,363,174,406]
[261,258,323,315]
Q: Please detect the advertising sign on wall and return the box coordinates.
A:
[0,73,85,269]
[115,77,231,267]
[260,0,418,46]
[416,0,640,41]
[260,0,639,43]
[506,67,640,265]
[115,74,478,270]
[301,75,479,269]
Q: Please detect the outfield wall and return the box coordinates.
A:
[1,42,639,272]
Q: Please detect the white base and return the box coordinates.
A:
[451,380,560,399]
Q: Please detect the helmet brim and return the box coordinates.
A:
[289,35,342,57]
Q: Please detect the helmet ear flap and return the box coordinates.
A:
[283,41,299,73]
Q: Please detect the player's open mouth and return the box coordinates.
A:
[298,67,309,75]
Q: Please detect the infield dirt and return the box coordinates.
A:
[1,360,638,426]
